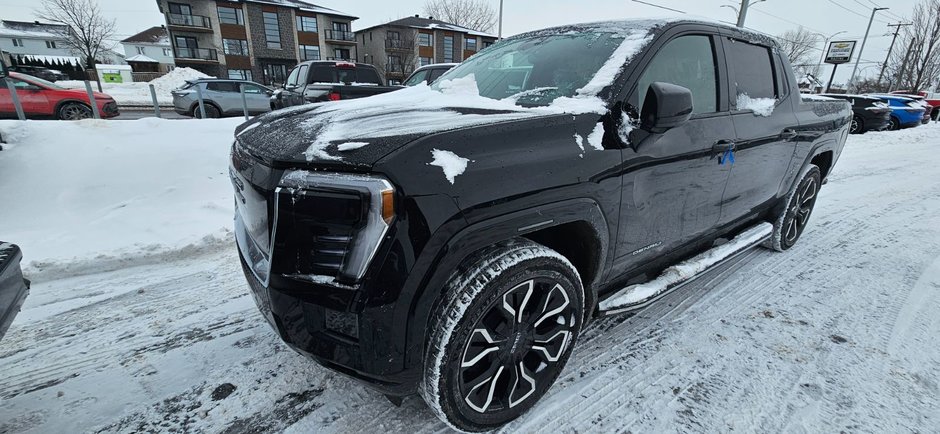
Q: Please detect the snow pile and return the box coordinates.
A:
[737,93,777,117]
[56,67,212,106]
[599,223,773,310]
[428,148,470,184]
[336,142,369,151]
[0,118,242,280]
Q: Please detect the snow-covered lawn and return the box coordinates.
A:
[57,67,210,106]
[1,121,939,433]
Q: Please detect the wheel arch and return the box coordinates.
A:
[189,100,221,116]
[53,99,91,116]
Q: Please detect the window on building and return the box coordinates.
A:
[465,38,477,51]
[296,15,317,32]
[300,45,320,61]
[163,48,172,56]
[12,38,23,47]
[636,35,718,115]
[263,12,282,49]
[167,2,191,15]
[483,40,494,49]
[443,35,454,63]
[418,33,431,47]
[333,48,350,60]
[725,39,778,101]
[217,7,244,25]
[332,22,350,32]
[419,56,432,66]
[46,40,57,49]
[228,69,253,81]
[136,46,146,55]
[223,39,249,56]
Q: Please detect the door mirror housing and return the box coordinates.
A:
[640,82,694,133]
[284,83,298,91]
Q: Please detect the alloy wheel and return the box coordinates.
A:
[459,278,576,414]
[850,117,861,134]
[784,175,818,245]
[61,104,91,120]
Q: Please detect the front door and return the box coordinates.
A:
[612,33,734,274]
[718,37,800,225]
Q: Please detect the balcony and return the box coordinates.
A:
[385,39,414,50]
[167,13,212,31]
[325,29,356,44]
[175,47,218,62]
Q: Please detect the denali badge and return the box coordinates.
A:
[631,241,663,256]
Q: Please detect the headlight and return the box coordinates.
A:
[277,171,394,285]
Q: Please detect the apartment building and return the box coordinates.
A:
[356,15,497,84]
[155,0,357,85]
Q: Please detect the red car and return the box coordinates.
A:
[0,72,119,120]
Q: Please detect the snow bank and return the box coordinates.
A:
[737,94,777,117]
[0,118,241,280]
[599,223,773,310]
[57,67,211,106]
[428,148,470,184]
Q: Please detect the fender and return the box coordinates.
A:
[398,197,610,371]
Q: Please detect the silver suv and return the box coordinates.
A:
[172,79,273,118]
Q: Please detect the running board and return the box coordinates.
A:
[598,222,773,316]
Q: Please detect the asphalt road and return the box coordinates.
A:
[114,108,188,120]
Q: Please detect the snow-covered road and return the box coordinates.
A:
[2,124,939,433]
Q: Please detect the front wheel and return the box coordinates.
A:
[58,102,92,120]
[422,239,584,432]
[767,165,821,251]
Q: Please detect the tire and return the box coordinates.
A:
[767,164,821,252]
[888,116,901,131]
[193,103,221,119]
[58,102,92,120]
[422,238,585,432]
[850,116,864,134]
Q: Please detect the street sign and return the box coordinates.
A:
[825,41,857,64]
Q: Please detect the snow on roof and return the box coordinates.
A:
[126,54,159,63]
[358,16,497,38]
[0,20,70,39]
[19,54,81,65]
[121,26,170,46]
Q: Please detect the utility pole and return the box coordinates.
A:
[735,0,766,28]
[848,7,889,91]
[878,23,911,84]
[497,0,504,40]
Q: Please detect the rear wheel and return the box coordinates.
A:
[58,102,92,120]
[850,116,864,134]
[192,103,221,118]
[422,239,584,432]
[888,116,901,131]
[767,165,821,252]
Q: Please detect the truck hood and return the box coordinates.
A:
[233,80,605,167]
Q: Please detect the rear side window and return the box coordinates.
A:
[726,39,776,100]
[354,66,381,84]
[404,70,429,86]
[309,66,335,83]
[636,35,718,114]
[206,82,238,92]
[428,67,448,83]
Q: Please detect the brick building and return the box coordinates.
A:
[155,0,357,84]
[356,15,497,84]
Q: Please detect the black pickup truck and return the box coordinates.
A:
[0,242,29,342]
[269,61,401,110]
[231,19,850,431]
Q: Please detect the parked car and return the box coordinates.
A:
[819,94,891,133]
[269,60,401,110]
[230,19,850,431]
[0,72,119,120]
[12,65,68,82]
[891,90,940,120]
[884,93,934,123]
[867,94,926,130]
[171,79,273,118]
[402,63,459,86]
[0,242,30,342]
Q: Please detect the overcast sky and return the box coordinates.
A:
[0,0,922,82]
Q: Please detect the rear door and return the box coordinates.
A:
[612,30,736,273]
[719,37,800,225]
[241,83,270,113]
[3,78,50,115]
[205,81,239,114]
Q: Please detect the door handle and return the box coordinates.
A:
[712,140,736,153]
[780,129,798,140]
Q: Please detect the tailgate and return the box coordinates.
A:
[0,242,30,340]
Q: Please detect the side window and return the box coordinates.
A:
[242,84,263,94]
[297,65,309,86]
[428,67,447,83]
[355,67,382,85]
[206,82,238,92]
[725,39,776,101]
[404,70,429,86]
[309,66,335,83]
[286,67,300,86]
[12,79,40,90]
[636,35,718,114]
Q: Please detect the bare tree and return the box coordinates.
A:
[423,0,497,33]
[885,0,940,92]
[777,27,820,76]
[378,29,419,84]
[36,0,116,68]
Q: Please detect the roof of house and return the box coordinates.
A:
[126,54,159,63]
[0,20,71,39]
[121,26,170,46]
[357,16,497,38]
[238,0,357,19]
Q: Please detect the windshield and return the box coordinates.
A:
[431,32,627,106]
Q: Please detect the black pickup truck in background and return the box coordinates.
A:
[269,61,402,110]
[232,19,851,432]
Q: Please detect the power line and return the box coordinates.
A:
[827,0,891,24]
[630,0,686,14]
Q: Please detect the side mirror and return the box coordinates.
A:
[641,82,693,133]
[284,84,298,91]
